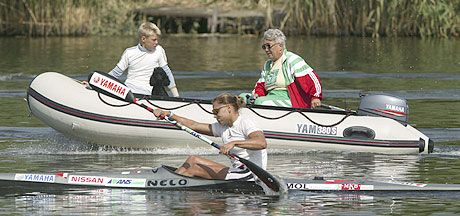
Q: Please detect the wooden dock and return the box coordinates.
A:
[134,6,266,35]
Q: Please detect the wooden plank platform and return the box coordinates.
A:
[134,6,266,34]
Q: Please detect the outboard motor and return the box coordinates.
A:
[357,94,409,125]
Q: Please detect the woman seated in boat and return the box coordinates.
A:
[154,93,267,181]
[243,28,322,109]
[108,22,180,98]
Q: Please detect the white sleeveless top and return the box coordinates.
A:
[211,116,267,169]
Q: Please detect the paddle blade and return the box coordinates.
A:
[88,71,135,103]
[237,157,281,192]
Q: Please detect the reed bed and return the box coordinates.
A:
[0,0,150,36]
[275,0,459,37]
[0,0,458,37]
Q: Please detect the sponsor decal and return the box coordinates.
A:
[106,178,146,188]
[55,172,68,178]
[286,183,374,191]
[376,109,406,117]
[68,175,107,185]
[89,72,128,99]
[297,123,337,136]
[189,131,201,139]
[14,174,55,183]
[340,183,361,190]
[385,104,405,113]
[147,179,188,187]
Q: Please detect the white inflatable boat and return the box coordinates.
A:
[26,72,434,154]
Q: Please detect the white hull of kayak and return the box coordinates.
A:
[27,72,433,154]
[1,166,459,192]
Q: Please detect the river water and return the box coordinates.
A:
[0,36,459,215]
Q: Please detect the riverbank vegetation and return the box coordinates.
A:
[0,0,458,37]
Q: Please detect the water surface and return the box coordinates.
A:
[0,35,459,215]
[1,130,460,215]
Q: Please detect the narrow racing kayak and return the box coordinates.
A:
[1,165,459,193]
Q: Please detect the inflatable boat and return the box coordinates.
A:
[26,72,434,154]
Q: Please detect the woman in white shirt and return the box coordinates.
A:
[154,93,267,180]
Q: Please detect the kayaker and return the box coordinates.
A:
[153,93,267,181]
[108,22,179,98]
[243,28,322,109]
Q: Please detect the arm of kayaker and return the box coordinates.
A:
[153,109,213,136]
[219,131,267,155]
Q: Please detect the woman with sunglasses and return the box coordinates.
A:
[153,93,267,181]
[247,28,322,109]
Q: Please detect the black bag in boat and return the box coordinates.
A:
[150,67,170,96]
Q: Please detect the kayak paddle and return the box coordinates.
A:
[87,71,282,192]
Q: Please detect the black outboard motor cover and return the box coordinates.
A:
[357,94,409,125]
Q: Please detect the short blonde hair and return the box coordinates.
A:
[138,22,161,38]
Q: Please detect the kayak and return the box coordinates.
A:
[1,166,261,194]
[26,72,433,154]
[1,165,459,193]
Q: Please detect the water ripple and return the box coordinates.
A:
[2,71,460,81]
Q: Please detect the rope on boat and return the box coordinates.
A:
[245,107,353,128]
[97,94,214,114]
[300,111,352,127]
[145,99,214,115]
[148,99,353,128]
[97,92,131,107]
[97,95,352,128]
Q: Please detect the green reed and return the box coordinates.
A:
[0,0,148,36]
[0,0,458,37]
[276,0,459,37]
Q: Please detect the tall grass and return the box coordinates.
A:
[0,0,458,37]
[0,0,150,36]
[275,0,459,37]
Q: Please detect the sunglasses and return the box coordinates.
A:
[212,105,228,115]
[261,43,278,50]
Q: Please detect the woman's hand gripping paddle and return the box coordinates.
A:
[87,71,284,193]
